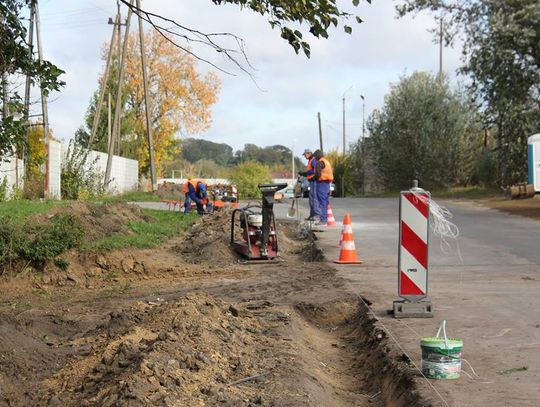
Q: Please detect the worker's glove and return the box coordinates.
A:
[298,171,307,177]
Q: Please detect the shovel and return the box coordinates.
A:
[287,198,296,218]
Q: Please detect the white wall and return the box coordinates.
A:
[47,140,62,199]
[89,150,138,194]
[158,178,295,188]
[0,156,24,197]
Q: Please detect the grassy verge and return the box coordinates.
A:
[0,200,65,219]
[88,209,197,251]
[99,191,181,203]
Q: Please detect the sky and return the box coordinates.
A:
[35,0,463,159]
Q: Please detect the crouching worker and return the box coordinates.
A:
[183,178,208,215]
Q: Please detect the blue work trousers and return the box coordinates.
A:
[309,180,320,218]
[316,181,331,223]
[184,192,205,214]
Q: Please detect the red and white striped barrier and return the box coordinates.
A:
[398,190,430,301]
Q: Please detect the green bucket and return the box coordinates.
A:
[421,321,463,379]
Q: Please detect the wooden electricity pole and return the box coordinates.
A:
[105,0,133,187]
[88,13,120,150]
[34,0,49,141]
[136,0,157,191]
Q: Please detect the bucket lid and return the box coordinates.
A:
[421,337,463,349]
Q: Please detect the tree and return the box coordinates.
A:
[77,29,221,176]
[228,161,271,198]
[365,72,482,190]
[124,0,372,71]
[181,138,233,166]
[0,0,64,157]
[397,0,540,185]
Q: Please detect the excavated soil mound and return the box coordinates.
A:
[31,202,150,241]
[176,210,238,264]
[42,293,290,406]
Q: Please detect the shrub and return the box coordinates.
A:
[62,141,106,199]
[228,161,271,199]
[24,214,84,265]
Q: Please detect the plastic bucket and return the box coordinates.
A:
[421,321,463,379]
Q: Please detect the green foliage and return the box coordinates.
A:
[366,72,482,190]
[397,0,540,185]
[0,0,64,156]
[0,177,8,202]
[61,141,106,200]
[0,213,83,271]
[181,138,233,166]
[23,214,84,265]
[210,0,370,57]
[234,144,304,170]
[228,161,271,198]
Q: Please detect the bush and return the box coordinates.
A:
[0,214,84,271]
[228,161,271,199]
[62,141,106,199]
[24,214,84,265]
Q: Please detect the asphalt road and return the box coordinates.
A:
[277,196,540,407]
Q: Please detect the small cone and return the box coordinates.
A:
[326,204,336,226]
[334,213,362,264]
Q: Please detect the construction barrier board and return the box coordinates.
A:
[398,190,430,301]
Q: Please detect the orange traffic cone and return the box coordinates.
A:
[334,213,362,264]
[326,204,336,226]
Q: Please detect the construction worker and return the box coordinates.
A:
[298,148,320,221]
[183,178,208,215]
[313,150,334,226]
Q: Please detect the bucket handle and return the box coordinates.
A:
[435,320,449,348]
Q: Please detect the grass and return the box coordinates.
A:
[89,209,198,251]
[0,200,64,220]
[99,190,180,203]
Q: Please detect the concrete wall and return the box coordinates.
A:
[158,178,295,188]
[0,156,24,197]
[89,151,138,194]
[47,140,62,199]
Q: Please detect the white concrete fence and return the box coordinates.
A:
[1,142,139,199]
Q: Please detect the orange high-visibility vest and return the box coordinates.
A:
[318,157,334,182]
[182,179,206,194]
[306,157,316,180]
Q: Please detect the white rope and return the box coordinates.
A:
[411,189,463,262]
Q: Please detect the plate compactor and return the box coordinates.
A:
[231,183,287,260]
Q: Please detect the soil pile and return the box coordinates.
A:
[31,202,150,241]
[176,210,237,264]
[43,293,289,406]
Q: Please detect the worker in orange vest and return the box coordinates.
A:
[183,178,208,214]
[298,148,320,221]
[313,150,334,226]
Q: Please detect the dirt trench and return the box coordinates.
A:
[0,211,432,407]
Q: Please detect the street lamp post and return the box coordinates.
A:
[342,85,354,155]
[360,94,366,195]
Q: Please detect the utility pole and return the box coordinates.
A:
[88,13,120,150]
[342,96,346,155]
[1,74,7,120]
[136,0,157,191]
[105,0,133,187]
[107,92,112,152]
[34,0,49,141]
[361,94,366,195]
[317,112,323,151]
[23,0,36,162]
[438,15,444,81]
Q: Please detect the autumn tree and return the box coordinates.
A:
[77,30,221,176]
